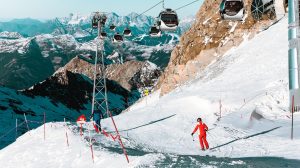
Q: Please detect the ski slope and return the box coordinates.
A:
[108,16,299,159]
[0,16,299,167]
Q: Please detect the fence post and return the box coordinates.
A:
[64,118,69,147]
[88,122,94,163]
[219,99,222,120]
[15,119,18,140]
[90,145,94,163]
[291,95,294,140]
[80,124,83,136]
[23,113,30,135]
[44,112,46,141]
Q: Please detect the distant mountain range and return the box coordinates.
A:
[0,13,195,90]
[0,13,194,37]
[0,13,194,89]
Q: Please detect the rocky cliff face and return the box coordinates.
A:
[25,57,161,113]
[157,0,285,95]
[57,56,161,92]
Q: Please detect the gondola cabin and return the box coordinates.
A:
[100,14,107,25]
[92,18,98,29]
[92,13,101,29]
[158,8,179,31]
[110,24,116,31]
[113,33,123,43]
[149,26,162,38]
[123,28,132,37]
[100,32,107,38]
[220,0,245,21]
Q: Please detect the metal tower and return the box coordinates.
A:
[288,0,300,112]
[90,12,129,162]
[91,14,110,122]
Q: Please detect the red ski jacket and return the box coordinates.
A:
[192,122,208,136]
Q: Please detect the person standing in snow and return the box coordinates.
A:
[144,89,149,97]
[191,118,209,151]
[91,109,103,132]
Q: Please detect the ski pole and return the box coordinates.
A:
[191,134,195,141]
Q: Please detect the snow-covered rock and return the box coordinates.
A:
[0,31,23,39]
[0,36,32,54]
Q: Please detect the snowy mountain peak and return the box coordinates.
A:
[0,31,23,39]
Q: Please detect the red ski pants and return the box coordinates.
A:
[199,134,209,150]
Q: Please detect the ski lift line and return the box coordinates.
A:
[174,0,201,11]
[136,0,164,18]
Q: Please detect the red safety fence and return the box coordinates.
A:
[1,112,129,164]
[91,121,129,163]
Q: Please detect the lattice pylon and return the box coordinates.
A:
[91,19,109,121]
[90,14,129,163]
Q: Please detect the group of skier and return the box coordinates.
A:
[89,110,210,152]
[87,87,210,152]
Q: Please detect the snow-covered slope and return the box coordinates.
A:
[113,17,299,158]
[0,123,162,167]
[113,16,299,159]
[1,17,298,167]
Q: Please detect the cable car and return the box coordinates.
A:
[220,0,245,21]
[100,32,107,38]
[123,28,132,37]
[100,14,107,25]
[110,24,116,31]
[284,0,288,12]
[113,33,123,43]
[92,12,101,29]
[251,0,276,20]
[158,8,179,31]
[149,25,162,37]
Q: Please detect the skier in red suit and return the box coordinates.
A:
[191,118,209,150]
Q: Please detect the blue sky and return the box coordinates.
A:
[0,0,203,20]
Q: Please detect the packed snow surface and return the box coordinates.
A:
[1,17,299,167]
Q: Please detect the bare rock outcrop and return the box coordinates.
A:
[24,57,161,112]
[57,56,161,91]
